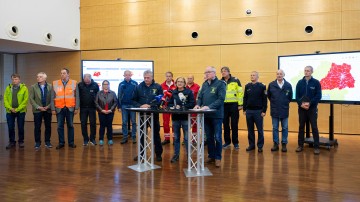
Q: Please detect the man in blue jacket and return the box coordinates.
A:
[132,70,163,161]
[295,66,322,155]
[267,69,293,152]
[118,70,138,144]
[195,66,226,168]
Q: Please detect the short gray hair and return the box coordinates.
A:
[305,65,313,72]
[277,69,285,76]
[83,73,92,79]
[37,72,47,79]
[143,69,153,77]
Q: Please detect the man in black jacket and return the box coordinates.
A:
[78,74,99,146]
[132,70,163,162]
[243,71,267,153]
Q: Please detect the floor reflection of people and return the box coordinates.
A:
[270,153,289,200]
[243,153,266,200]
[296,152,319,201]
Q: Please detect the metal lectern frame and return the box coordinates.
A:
[128,109,161,172]
[183,111,213,177]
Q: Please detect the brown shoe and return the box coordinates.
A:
[206,158,215,164]
[215,159,221,167]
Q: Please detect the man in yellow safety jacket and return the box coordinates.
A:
[221,66,243,150]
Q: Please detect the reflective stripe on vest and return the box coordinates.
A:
[53,80,76,108]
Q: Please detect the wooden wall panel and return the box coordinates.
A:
[81,50,124,60]
[80,4,122,29]
[277,41,342,56]
[148,23,170,47]
[341,105,360,134]
[342,11,360,39]
[278,0,341,15]
[147,0,170,24]
[278,12,342,42]
[170,20,221,46]
[169,46,220,82]
[170,0,220,22]
[341,39,360,51]
[81,27,124,50]
[221,0,277,19]
[122,1,149,25]
[221,44,278,73]
[122,25,149,48]
[221,16,277,44]
[342,0,360,11]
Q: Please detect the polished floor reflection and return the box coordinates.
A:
[0,122,359,201]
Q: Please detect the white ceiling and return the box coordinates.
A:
[0,39,74,54]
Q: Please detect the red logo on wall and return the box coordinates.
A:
[93,72,101,77]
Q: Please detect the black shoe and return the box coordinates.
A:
[156,155,162,162]
[69,144,77,148]
[120,138,128,144]
[271,143,279,151]
[132,138,137,144]
[133,156,138,161]
[18,142,25,148]
[246,146,255,152]
[170,155,179,163]
[56,144,65,150]
[258,148,263,153]
[281,143,287,152]
[161,140,170,145]
[5,143,16,150]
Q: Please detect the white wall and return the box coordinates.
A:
[0,0,80,50]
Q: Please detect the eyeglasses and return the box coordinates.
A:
[177,81,185,83]
[103,84,109,85]
[204,71,214,74]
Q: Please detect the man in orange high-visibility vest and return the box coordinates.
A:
[51,68,80,150]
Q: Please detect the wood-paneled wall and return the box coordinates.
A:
[15,0,360,134]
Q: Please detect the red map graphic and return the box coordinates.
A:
[93,72,101,77]
[320,63,355,90]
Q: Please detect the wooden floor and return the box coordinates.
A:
[0,122,360,202]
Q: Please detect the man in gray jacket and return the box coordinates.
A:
[195,66,226,168]
[29,72,53,149]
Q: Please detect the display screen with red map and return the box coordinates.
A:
[279,51,360,104]
[82,60,154,96]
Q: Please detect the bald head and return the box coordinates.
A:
[187,74,194,85]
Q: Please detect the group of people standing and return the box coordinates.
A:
[4,65,322,168]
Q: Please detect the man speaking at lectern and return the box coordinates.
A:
[132,70,163,161]
[295,65,322,155]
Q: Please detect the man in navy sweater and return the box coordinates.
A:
[243,71,267,153]
[267,69,293,152]
[295,66,322,155]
